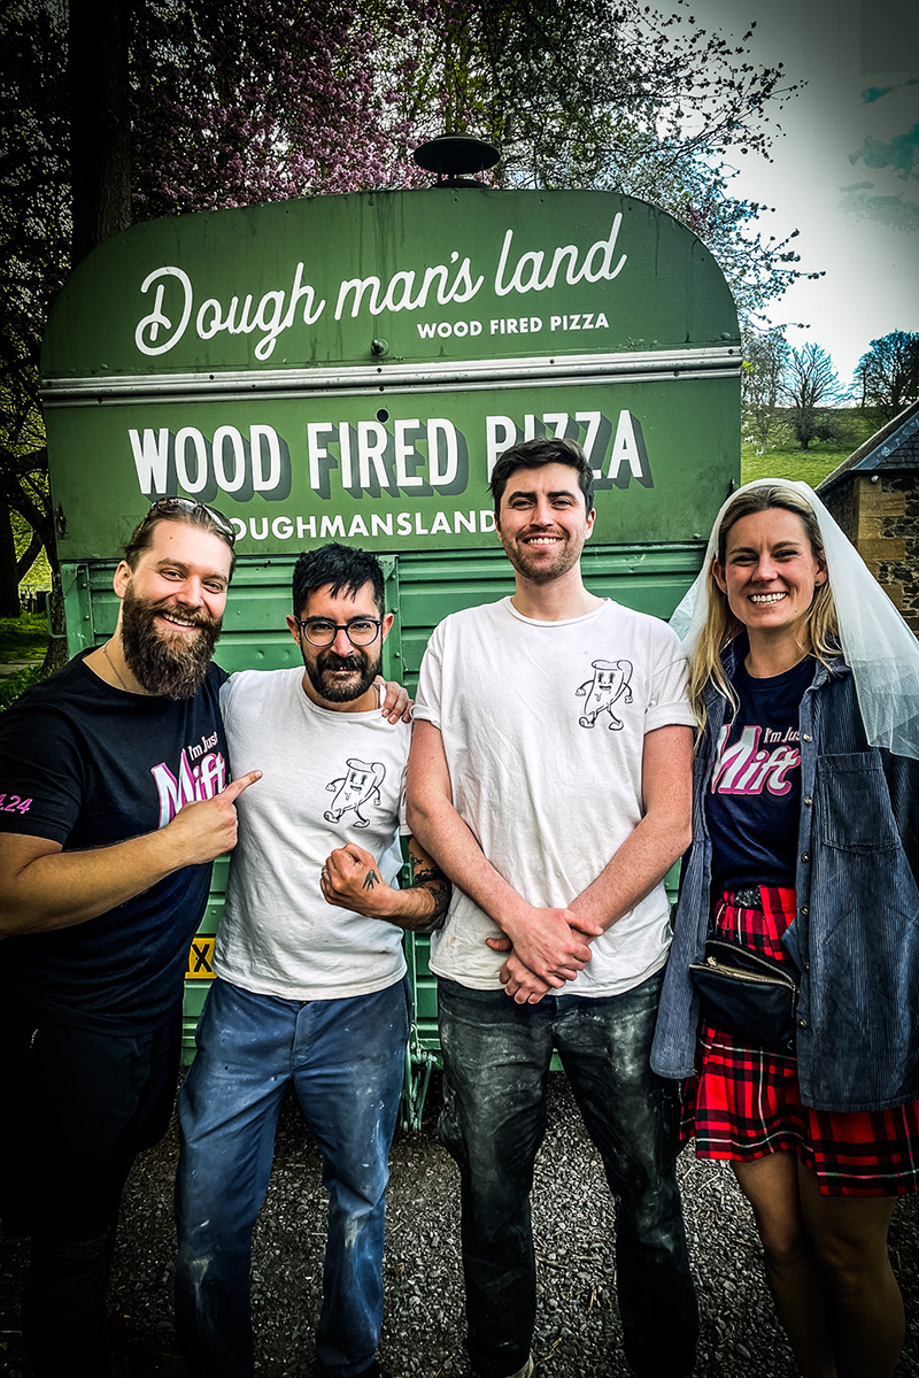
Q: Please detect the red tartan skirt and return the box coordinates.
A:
[682,885,919,1198]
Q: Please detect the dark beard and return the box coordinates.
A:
[120,586,222,699]
[304,647,380,703]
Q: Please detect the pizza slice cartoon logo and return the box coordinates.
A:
[576,660,633,731]
[324,758,386,827]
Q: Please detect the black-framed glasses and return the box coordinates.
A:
[147,497,237,544]
[295,617,383,648]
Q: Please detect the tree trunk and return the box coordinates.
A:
[0,504,21,618]
[41,584,70,676]
[69,0,132,265]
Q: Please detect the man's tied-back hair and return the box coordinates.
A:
[292,543,386,617]
[123,499,237,577]
[489,437,595,515]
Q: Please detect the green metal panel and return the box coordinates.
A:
[42,189,739,563]
[43,189,737,379]
[42,375,737,560]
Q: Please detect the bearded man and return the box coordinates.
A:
[0,500,266,1377]
[174,543,448,1378]
[0,511,410,1378]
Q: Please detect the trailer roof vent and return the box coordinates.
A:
[413,135,500,187]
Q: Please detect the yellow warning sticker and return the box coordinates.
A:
[186,937,216,980]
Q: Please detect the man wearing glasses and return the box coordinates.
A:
[175,542,448,1378]
[0,499,261,1378]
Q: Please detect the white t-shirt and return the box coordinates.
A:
[414,597,695,995]
[214,668,409,1000]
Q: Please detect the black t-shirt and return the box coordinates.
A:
[0,652,229,1032]
[706,653,815,891]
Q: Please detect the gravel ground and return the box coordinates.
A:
[2,1071,919,1377]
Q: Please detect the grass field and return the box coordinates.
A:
[741,405,886,489]
[0,611,48,661]
[741,441,852,489]
[0,614,47,710]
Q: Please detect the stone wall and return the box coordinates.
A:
[823,480,858,543]
[823,473,919,634]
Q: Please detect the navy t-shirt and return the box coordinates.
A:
[0,652,229,1032]
[706,653,815,890]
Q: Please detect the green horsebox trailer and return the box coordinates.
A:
[40,185,740,1127]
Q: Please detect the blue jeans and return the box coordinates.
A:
[175,976,410,1378]
[437,971,698,1378]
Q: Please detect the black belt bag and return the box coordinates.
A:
[689,938,798,1055]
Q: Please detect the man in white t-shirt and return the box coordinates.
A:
[175,544,448,1378]
[408,439,698,1378]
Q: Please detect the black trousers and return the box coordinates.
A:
[437,971,698,1378]
[1,1001,182,1377]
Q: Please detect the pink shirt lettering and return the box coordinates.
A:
[711,724,801,797]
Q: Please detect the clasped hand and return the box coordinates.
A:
[485,905,603,1004]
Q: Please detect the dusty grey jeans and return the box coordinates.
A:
[437,970,698,1378]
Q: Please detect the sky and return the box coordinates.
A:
[693,0,919,387]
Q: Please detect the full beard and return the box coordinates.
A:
[305,647,381,703]
[120,587,222,699]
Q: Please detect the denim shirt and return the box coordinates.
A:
[651,642,919,1113]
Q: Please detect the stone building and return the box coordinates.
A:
[817,401,919,634]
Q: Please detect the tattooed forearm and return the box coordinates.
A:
[423,879,450,922]
[411,863,442,886]
[408,852,451,931]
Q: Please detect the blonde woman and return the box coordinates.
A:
[652,479,919,1378]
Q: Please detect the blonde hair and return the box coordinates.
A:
[689,484,839,726]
